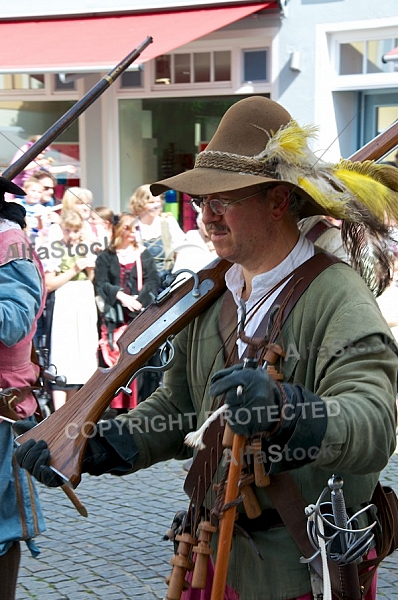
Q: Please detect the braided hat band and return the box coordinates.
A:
[195,150,278,179]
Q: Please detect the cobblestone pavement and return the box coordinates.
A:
[17,445,398,599]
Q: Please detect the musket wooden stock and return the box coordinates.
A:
[16,259,230,488]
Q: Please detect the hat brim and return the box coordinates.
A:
[0,176,26,196]
[150,168,324,218]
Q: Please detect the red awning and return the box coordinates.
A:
[382,46,398,63]
[0,4,276,73]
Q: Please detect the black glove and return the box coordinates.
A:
[15,420,139,486]
[210,364,328,473]
[15,439,65,487]
[210,365,285,437]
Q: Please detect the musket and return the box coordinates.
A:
[349,119,398,162]
[16,260,231,487]
[2,36,153,181]
[15,109,398,532]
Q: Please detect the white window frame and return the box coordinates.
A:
[327,22,398,91]
[116,27,275,99]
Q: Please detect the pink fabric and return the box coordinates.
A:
[0,228,46,418]
[180,548,378,600]
[181,556,239,600]
[98,324,137,409]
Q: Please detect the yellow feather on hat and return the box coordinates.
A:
[256,120,319,166]
[257,121,398,296]
[332,159,398,224]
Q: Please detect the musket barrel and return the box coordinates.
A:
[2,36,153,181]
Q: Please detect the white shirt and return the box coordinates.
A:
[225,233,314,357]
[138,214,186,251]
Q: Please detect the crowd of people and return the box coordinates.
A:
[6,165,217,414]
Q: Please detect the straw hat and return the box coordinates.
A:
[151,96,398,295]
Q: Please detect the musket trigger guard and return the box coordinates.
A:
[115,336,176,397]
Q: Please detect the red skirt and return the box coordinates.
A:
[98,323,137,410]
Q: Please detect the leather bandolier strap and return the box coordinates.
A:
[304,218,339,244]
[184,251,364,600]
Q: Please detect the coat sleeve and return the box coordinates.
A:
[94,250,121,306]
[136,249,160,306]
[0,260,42,346]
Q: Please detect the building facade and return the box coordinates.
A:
[0,0,397,219]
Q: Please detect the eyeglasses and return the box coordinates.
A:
[189,189,262,216]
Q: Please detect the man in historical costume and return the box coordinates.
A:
[16,97,398,600]
[0,176,47,600]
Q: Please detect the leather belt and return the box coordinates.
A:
[0,386,38,421]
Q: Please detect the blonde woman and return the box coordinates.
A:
[129,184,186,286]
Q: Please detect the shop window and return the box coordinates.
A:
[243,49,267,82]
[175,54,191,84]
[120,70,143,88]
[214,51,231,81]
[154,51,231,85]
[339,39,397,75]
[0,73,44,91]
[54,75,76,91]
[340,41,364,75]
[194,53,211,83]
[155,55,172,85]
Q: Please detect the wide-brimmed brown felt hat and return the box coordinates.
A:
[151,96,324,217]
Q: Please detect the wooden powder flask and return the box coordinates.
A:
[166,532,196,600]
[247,439,270,488]
[238,467,262,519]
[191,520,217,589]
[210,338,285,600]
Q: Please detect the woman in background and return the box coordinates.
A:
[94,212,159,412]
[42,209,98,410]
[129,184,185,287]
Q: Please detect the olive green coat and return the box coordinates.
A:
[119,261,398,599]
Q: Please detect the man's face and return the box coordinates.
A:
[40,177,55,204]
[201,186,276,271]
